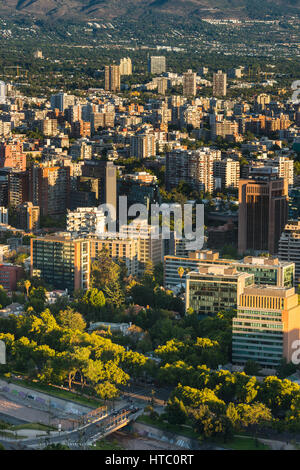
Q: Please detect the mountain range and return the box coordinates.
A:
[0,0,299,21]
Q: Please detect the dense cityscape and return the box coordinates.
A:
[0,2,299,456]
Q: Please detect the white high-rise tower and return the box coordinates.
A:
[0,81,6,104]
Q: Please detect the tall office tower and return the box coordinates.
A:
[105,65,121,92]
[0,207,8,224]
[214,158,240,190]
[278,220,300,287]
[31,235,90,292]
[81,160,117,211]
[8,170,29,207]
[90,236,139,277]
[0,81,6,104]
[130,134,156,160]
[120,221,163,274]
[29,163,70,217]
[238,168,288,255]
[148,56,166,75]
[66,207,105,235]
[213,70,227,97]
[50,92,75,112]
[183,69,197,97]
[232,285,300,367]
[0,141,26,171]
[185,265,254,316]
[16,202,40,232]
[165,148,221,192]
[120,57,132,76]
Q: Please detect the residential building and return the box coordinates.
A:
[0,207,8,224]
[29,163,71,217]
[213,70,227,97]
[31,235,90,292]
[0,264,23,291]
[183,70,197,97]
[89,236,139,277]
[105,65,120,93]
[148,56,166,75]
[66,207,106,235]
[0,141,26,171]
[214,158,240,190]
[166,148,221,192]
[120,57,132,76]
[130,134,156,160]
[16,202,40,232]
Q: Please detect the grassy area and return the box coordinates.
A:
[137,414,198,439]
[221,436,270,450]
[2,375,102,409]
[90,439,124,450]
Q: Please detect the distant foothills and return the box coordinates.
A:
[0,0,299,22]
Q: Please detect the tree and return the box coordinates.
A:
[24,280,31,299]
[166,397,187,425]
[177,266,185,292]
[244,360,261,376]
[57,307,86,332]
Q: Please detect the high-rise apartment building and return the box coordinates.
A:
[213,70,227,97]
[120,57,132,76]
[130,134,156,160]
[8,170,29,207]
[81,160,117,211]
[50,93,75,112]
[238,168,288,255]
[29,163,71,217]
[166,148,221,192]
[0,81,6,104]
[148,56,166,75]
[16,202,40,232]
[120,221,163,273]
[66,207,105,235]
[214,158,240,190]
[278,220,300,287]
[105,65,121,92]
[0,141,26,171]
[183,70,197,97]
[31,235,90,292]
[232,286,300,367]
[0,207,8,224]
[90,236,139,277]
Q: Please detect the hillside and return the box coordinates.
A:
[0,0,299,21]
